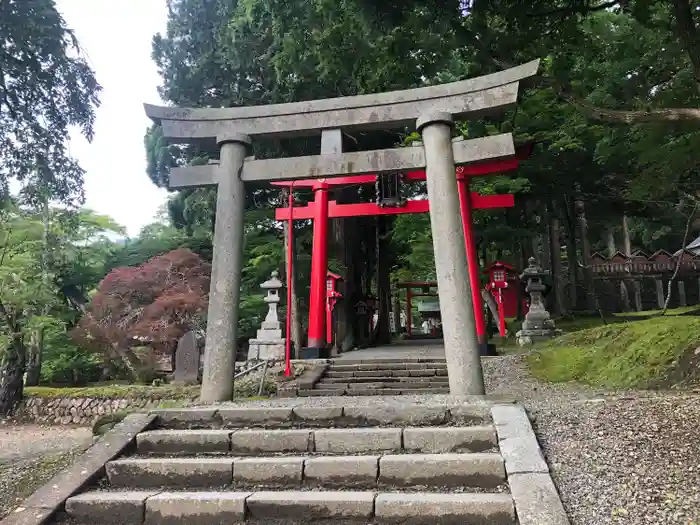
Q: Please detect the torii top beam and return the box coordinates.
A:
[144,60,539,144]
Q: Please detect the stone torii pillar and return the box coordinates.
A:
[200,133,250,403]
[419,112,484,395]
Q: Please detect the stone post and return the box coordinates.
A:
[200,133,251,403]
[417,112,484,396]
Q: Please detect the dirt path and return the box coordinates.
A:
[0,423,93,518]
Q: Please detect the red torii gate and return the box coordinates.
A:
[275,144,533,360]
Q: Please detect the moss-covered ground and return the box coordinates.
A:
[527,307,700,389]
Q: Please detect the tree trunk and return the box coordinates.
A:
[25,329,44,386]
[575,198,596,310]
[662,201,698,314]
[0,332,26,416]
[549,203,565,316]
[606,229,616,257]
[375,216,392,345]
[26,194,51,387]
[112,345,143,379]
[622,215,632,255]
[621,215,638,310]
[340,217,360,351]
[562,197,578,310]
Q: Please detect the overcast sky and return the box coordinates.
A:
[56,0,170,237]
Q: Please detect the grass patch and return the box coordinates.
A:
[25,384,200,400]
[528,314,700,389]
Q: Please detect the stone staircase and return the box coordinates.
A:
[302,358,450,396]
[47,402,564,525]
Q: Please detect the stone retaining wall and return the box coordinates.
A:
[18,396,189,426]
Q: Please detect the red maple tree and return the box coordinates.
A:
[75,248,211,376]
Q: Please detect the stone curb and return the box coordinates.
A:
[64,490,516,524]
[0,413,157,525]
[491,404,571,525]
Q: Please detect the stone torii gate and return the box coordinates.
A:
[145,59,540,402]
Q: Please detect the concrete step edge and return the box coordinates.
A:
[65,490,515,524]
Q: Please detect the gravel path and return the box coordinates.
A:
[0,423,92,519]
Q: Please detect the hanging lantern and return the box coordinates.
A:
[375,172,406,208]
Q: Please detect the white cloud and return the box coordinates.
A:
[56,0,170,237]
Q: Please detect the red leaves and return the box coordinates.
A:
[75,248,211,349]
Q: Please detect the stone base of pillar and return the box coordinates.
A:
[479,343,499,357]
[516,328,562,347]
[300,346,330,359]
[247,339,286,361]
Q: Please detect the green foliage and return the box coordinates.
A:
[39,327,102,385]
[529,313,700,388]
[0,0,100,206]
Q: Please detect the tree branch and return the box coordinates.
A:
[450,15,700,124]
[529,1,620,18]
[661,199,698,314]
[557,87,700,122]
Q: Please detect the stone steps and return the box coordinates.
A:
[298,386,451,396]
[52,404,537,525]
[319,375,450,383]
[105,452,505,490]
[65,490,516,524]
[309,358,453,396]
[136,425,497,455]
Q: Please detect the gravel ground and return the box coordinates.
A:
[0,423,93,519]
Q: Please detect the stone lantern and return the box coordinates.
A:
[516,257,561,346]
[247,271,286,360]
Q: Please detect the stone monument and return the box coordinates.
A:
[516,257,562,346]
[173,331,200,384]
[247,271,286,361]
[145,59,540,401]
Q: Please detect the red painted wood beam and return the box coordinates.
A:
[276,194,513,221]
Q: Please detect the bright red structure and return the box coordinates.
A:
[484,261,522,336]
[326,272,343,345]
[274,144,533,357]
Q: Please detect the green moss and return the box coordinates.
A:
[25,383,200,400]
[528,315,700,388]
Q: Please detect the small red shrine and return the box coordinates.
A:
[483,261,523,336]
